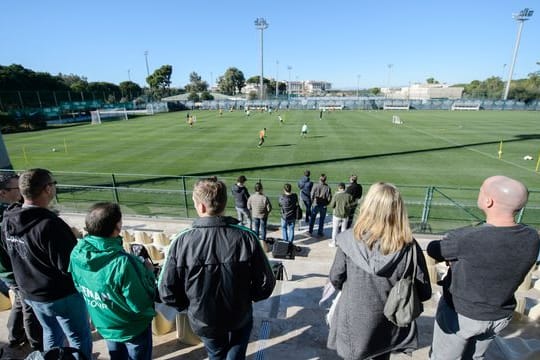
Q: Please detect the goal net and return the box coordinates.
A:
[383,102,410,110]
[91,108,128,124]
[451,102,481,111]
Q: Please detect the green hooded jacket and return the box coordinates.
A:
[69,235,156,342]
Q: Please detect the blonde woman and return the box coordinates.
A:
[327,182,432,360]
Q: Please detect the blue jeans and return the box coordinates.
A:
[309,204,327,235]
[253,217,268,241]
[106,325,152,360]
[26,293,92,360]
[301,198,312,223]
[200,319,253,360]
[235,207,252,229]
[281,218,295,242]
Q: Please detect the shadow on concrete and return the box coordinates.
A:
[152,338,207,360]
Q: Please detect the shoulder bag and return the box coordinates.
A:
[383,243,422,327]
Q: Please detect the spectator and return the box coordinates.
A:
[427,176,540,359]
[309,174,332,237]
[0,169,92,359]
[328,183,355,248]
[231,175,252,229]
[69,202,156,360]
[278,183,299,243]
[297,170,313,224]
[0,172,42,351]
[327,182,431,359]
[159,178,275,360]
[345,174,363,228]
[247,182,272,242]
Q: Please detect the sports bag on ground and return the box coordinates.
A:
[272,240,295,260]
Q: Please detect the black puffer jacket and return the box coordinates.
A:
[158,216,275,337]
[279,193,298,221]
[231,184,250,208]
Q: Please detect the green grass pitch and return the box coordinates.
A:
[3,109,539,231]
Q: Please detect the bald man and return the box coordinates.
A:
[427,176,540,360]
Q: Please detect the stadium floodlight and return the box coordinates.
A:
[357,74,361,98]
[276,60,279,98]
[254,18,269,99]
[503,8,534,100]
[387,64,393,88]
[287,65,292,100]
[144,50,150,77]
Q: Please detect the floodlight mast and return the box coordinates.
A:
[287,66,292,100]
[254,18,269,100]
[144,51,150,77]
[503,8,534,100]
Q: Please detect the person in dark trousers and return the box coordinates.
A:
[297,170,313,224]
[159,178,275,360]
[0,173,42,351]
[247,182,272,242]
[309,174,332,237]
[278,183,299,243]
[428,176,540,359]
[345,174,363,228]
[231,175,251,229]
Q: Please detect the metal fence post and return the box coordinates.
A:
[182,176,189,218]
[420,186,434,231]
[111,174,120,204]
[516,207,525,224]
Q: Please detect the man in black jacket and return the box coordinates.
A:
[159,177,275,360]
[231,175,252,229]
[0,169,92,359]
[297,170,313,224]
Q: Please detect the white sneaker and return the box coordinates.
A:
[328,241,336,248]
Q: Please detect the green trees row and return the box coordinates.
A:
[458,73,540,103]
[2,63,539,104]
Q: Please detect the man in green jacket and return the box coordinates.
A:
[328,183,355,247]
[69,202,156,360]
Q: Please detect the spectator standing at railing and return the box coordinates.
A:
[345,174,363,228]
[247,182,272,242]
[309,174,332,237]
[427,175,540,360]
[328,183,355,248]
[231,175,252,229]
[297,170,313,224]
[278,183,299,243]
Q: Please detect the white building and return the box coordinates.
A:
[382,83,463,100]
[241,80,332,97]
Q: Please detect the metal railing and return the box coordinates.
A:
[45,171,539,234]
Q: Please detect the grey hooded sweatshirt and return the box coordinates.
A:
[327,229,431,359]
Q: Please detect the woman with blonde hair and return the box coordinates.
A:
[327,182,432,360]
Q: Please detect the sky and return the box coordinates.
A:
[1,1,539,90]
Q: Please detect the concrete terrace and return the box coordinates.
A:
[1,213,539,360]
